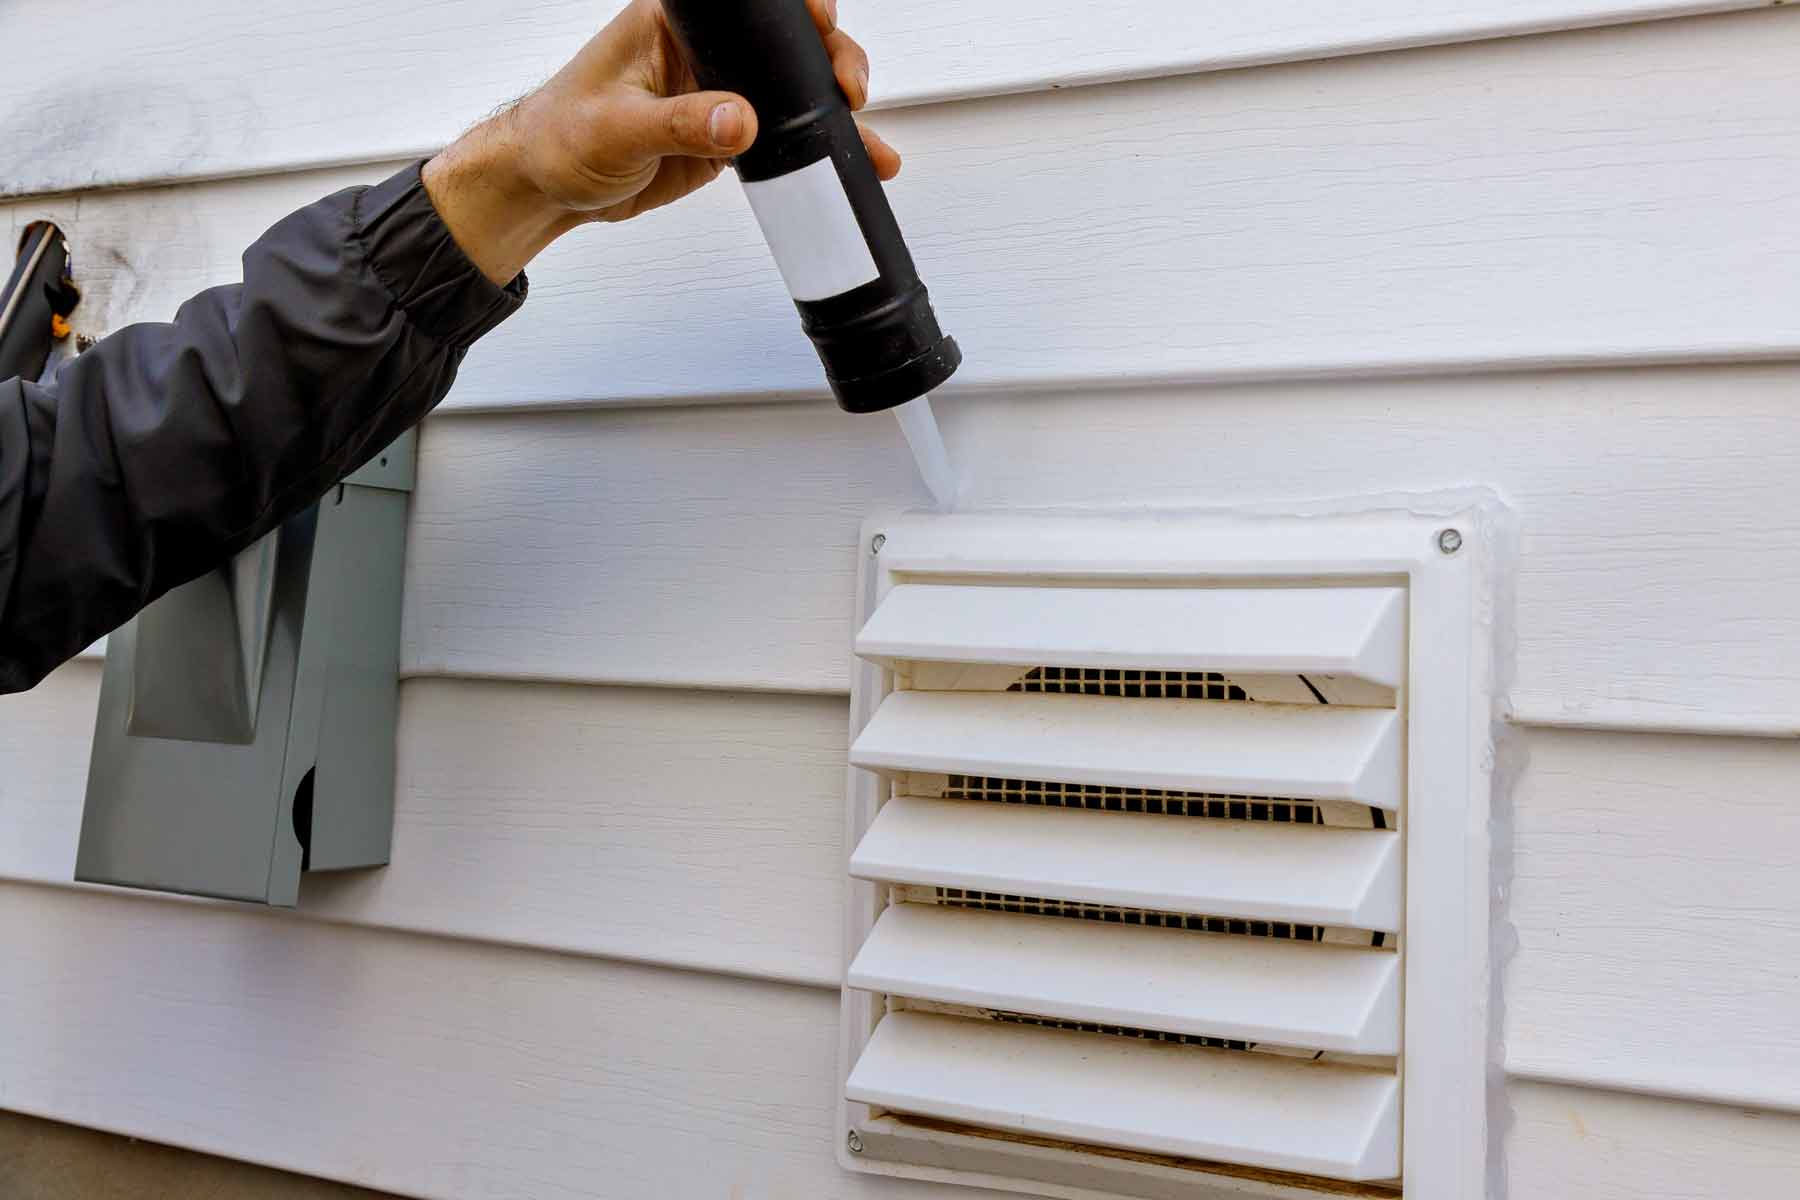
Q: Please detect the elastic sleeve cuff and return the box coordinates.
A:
[355,160,527,346]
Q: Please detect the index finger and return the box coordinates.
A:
[824,29,872,109]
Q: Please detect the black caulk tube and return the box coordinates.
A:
[662,0,961,415]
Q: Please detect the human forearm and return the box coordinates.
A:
[0,164,522,693]
[421,109,584,287]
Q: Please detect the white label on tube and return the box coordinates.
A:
[741,157,881,302]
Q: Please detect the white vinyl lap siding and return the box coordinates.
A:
[1,3,1799,1196]
[1,0,1777,197]
[6,668,1800,1194]
[395,363,1800,721]
[8,13,1800,414]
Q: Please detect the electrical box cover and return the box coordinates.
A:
[76,434,416,905]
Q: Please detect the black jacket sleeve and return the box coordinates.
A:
[0,161,524,694]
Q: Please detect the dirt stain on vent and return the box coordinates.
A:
[943,774,1325,823]
[1010,666,1251,700]
[931,887,1327,943]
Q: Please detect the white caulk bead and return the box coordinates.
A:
[894,395,956,510]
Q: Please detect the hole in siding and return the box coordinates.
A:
[1009,666,1250,701]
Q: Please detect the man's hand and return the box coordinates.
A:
[423,0,900,285]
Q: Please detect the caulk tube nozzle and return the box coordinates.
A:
[663,0,961,413]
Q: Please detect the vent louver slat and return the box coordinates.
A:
[851,691,1402,808]
[846,1011,1402,1182]
[852,794,1402,931]
[857,584,1405,690]
[849,903,1401,1053]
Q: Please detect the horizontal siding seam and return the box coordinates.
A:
[1506,694,1800,739]
[424,344,1800,417]
[395,663,850,698]
[71,658,1796,738]
[0,873,843,991]
[1,2,1780,200]
[1507,1061,1800,1116]
[388,669,1800,740]
[867,2,1781,109]
[393,671,1800,741]
[19,886,1795,1124]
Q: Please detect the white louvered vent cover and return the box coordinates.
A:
[839,510,1493,1200]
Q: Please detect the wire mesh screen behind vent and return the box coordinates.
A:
[936,773,1390,831]
[844,574,1410,1191]
[925,887,1330,943]
[1010,666,1251,701]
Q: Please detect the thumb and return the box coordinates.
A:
[632,90,758,160]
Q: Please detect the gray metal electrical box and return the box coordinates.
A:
[76,434,416,906]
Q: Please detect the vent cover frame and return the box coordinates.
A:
[839,507,1497,1200]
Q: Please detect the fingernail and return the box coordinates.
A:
[857,66,870,103]
[826,0,839,29]
[709,102,743,147]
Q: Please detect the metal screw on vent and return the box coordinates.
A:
[870,534,887,556]
[847,1129,865,1154]
[1437,528,1464,556]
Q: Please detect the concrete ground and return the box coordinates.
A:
[0,1109,399,1199]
